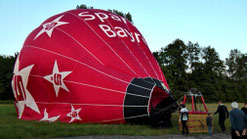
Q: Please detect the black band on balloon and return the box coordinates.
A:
[143,77,171,95]
[123,78,155,124]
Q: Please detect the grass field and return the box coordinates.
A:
[0,103,243,139]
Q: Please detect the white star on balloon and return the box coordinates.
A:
[34,15,68,40]
[43,60,72,97]
[11,56,40,118]
[67,105,82,123]
[40,108,60,122]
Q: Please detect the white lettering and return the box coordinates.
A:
[121,17,127,24]
[134,33,141,43]
[115,27,127,37]
[110,14,121,22]
[95,12,109,23]
[124,29,135,42]
[78,12,95,21]
[99,24,116,37]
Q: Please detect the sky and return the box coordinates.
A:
[0,0,246,60]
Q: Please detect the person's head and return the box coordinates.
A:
[218,101,222,104]
[181,104,186,108]
[231,102,239,109]
[208,112,212,116]
[245,101,247,107]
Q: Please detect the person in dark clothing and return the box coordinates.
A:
[230,102,247,139]
[206,112,213,136]
[214,101,229,132]
[241,101,247,115]
[180,104,189,135]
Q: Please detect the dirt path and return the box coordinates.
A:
[52,133,231,139]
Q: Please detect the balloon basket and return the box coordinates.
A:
[178,112,208,133]
[178,89,209,133]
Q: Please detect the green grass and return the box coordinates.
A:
[0,103,242,139]
[0,100,14,104]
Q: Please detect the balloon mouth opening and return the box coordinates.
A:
[148,86,178,128]
[123,77,178,125]
[149,85,178,117]
[149,86,170,113]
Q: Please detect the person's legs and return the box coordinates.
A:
[219,118,226,132]
[182,121,189,134]
[185,121,189,134]
[218,121,222,131]
[208,126,212,136]
[182,121,185,134]
[219,123,226,132]
[221,119,226,132]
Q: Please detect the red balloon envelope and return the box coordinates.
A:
[12,9,177,124]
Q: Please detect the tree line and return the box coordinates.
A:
[153,39,247,102]
[0,53,17,100]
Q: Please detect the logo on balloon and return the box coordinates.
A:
[43,60,72,97]
[34,15,68,40]
[51,73,62,86]
[67,105,82,123]
[71,111,78,118]
[44,22,57,30]
[13,75,26,101]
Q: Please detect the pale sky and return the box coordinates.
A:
[0,0,246,60]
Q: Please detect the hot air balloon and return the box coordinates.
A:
[11,9,177,125]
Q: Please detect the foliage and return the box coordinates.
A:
[107,9,133,22]
[76,4,133,22]
[0,53,18,100]
[154,39,247,102]
[76,4,94,9]
[156,39,188,98]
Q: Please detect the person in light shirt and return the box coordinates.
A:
[180,104,189,135]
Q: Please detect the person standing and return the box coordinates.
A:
[241,101,247,115]
[180,104,189,135]
[206,112,213,137]
[230,102,247,139]
[214,101,229,132]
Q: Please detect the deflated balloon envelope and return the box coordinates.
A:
[11,9,177,124]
